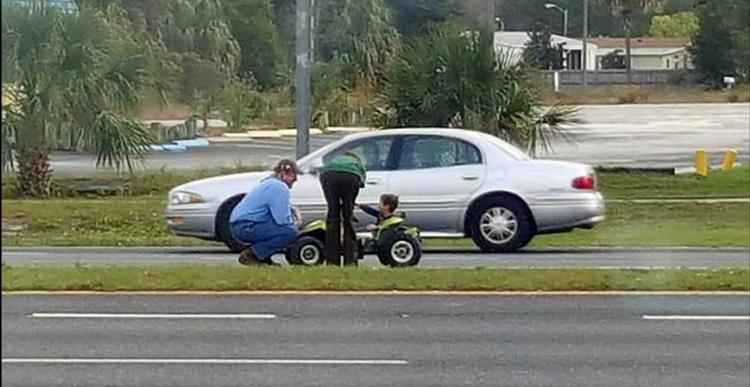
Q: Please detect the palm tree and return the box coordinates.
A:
[598,1,663,83]
[1,2,156,196]
[379,23,578,157]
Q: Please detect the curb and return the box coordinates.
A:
[3,290,749,296]
[3,246,749,253]
[221,129,326,139]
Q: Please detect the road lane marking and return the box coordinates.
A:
[643,315,750,321]
[30,313,277,319]
[1,358,408,365]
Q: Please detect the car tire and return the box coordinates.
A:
[216,195,246,253]
[377,229,422,267]
[469,197,534,253]
[285,236,325,266]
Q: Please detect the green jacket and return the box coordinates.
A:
[323,153,367,187]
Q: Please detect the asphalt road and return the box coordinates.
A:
[3,247,749,268]
[2,294,749,387]
[47,103,750,176]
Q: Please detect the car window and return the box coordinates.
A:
[398,136,482,170]
[322,137,394,171]
[475,132,531,161]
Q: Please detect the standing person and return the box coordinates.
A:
[230,159,302,266]
[320,151,366,266]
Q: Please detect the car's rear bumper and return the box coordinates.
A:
[164,206,218,240]
[531,192,606,234]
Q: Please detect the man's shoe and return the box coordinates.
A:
[260,259,281,267]
[238,248,262,266]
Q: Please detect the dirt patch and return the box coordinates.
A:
[137,103,192,120]
[2,217,27,237]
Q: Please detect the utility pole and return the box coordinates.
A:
[624,11,633,84]
[295,0,312,159]
[582,0,589,87]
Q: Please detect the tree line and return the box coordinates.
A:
[1,0,747,197]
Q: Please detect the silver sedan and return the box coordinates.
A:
[165,128,605,252]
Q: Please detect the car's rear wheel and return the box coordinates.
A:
[469,197,533,253]
[216,195,246,253]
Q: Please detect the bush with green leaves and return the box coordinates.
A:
[221,77,267,131]
[378,23,577,156]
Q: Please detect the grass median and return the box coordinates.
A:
[2,265,748,292]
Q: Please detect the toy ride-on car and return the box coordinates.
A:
[284,213,422,267]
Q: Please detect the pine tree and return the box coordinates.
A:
[523,21,556,69]
[691,3,736,86]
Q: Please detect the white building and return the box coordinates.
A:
[493,31,599,71]
[591,37,693,70]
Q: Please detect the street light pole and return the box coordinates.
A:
[295,0,312,159]
[544,3,568,36]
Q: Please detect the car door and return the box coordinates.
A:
[291,135,398,228]
[388,135,486,233]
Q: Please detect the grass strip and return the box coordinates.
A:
[2,266,748,292]
[3,200,748,248]
[599,166,749,199]
[540,84,750,105]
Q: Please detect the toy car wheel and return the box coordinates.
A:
[377,231,422,267]
[285,236,325,266]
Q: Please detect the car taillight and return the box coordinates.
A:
[572,175,596,190]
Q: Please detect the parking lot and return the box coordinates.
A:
[47,103,750,176]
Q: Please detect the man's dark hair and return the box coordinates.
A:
[380,193,399,211]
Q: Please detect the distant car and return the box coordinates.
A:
[165,128,605,253]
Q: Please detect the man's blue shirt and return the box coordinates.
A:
[229,177,293,225]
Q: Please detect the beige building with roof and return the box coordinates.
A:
[591,37,693,70]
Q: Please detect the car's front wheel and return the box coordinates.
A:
[216,196,246,253]
[469,197,534,253]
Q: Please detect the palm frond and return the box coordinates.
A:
[82,111,153,172]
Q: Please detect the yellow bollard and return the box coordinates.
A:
[722,149,738,171]
[695,149,709,176]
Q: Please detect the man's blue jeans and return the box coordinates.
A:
[231,221,298,259]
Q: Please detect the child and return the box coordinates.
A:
[357,194,399,231]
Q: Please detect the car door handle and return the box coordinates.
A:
[462,175,479,181]
[366,179,381,185]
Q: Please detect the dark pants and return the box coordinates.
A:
[320,171,360,265]
[231,220,298,260]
